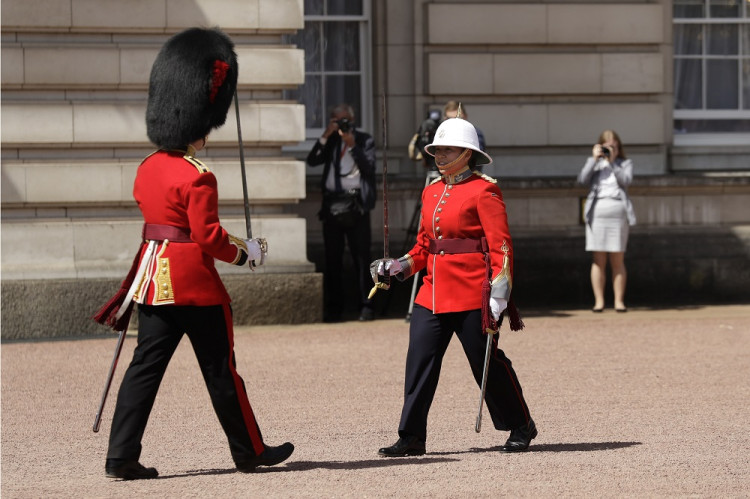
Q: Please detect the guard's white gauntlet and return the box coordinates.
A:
[245,238,268,268]
[490,297,508,321]
[378,259,403,276]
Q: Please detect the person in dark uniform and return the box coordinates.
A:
[95,27,293,480]
[306,104,377,322]
[372,115,536,456]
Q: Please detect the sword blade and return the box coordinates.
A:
[381,92,389,261]
[475,331,494,432]
[93,328,127,432]
[368,93,391,299]
[234,91,252,239]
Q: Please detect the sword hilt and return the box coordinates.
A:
[368,274,391,299]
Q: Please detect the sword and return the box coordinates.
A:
[368,93,391,299]
[234,90,252,239]
[93,328,127,432]
[234,90,267,265]
[475,327,497,432]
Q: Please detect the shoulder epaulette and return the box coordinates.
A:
[474,172,497,184]
[183,154,211,174]
[140,150,159,164]
[429,176,442,186]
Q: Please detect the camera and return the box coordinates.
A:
[337,118,351,133]
[600,146,611,157]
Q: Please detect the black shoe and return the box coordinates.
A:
[378,436,426,457]
[359,307,375,321]
[500,419,537,453]
[105,460,158,480]
[236,442,294,472]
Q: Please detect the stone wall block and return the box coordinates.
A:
[211,160,305,201]
[0,0,72,29]
[528,197,580,227]
[548,103,665,145]
[237,47,304,86]
[212,102,305,144]
[25,163,122,203]
[1,163,27,204]
[547,4,664,44]
[427,54,493,95]
[73,103,146,143]
[428,4,546,44]
[634,195,683,226]
[683,195,722,225]
[25,47,120,86]
[1,47,24,85]
[602,53,664,94]
[259,0,303,30]
[1,215,311,280]
[1,104,73,144]
[494,54,601,95]
[471,105,548,148]
[1,221,76,275]
[120,48,158,86]
[72,0,167,30]
[721,195,750,224]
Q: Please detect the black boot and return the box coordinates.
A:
[105,460,159,480]
[378,435,426,457]
[236,442,295,472]
[500,419,537,452]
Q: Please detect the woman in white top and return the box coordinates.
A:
[578,130,636,312]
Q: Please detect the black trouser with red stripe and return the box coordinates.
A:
[398,305,532,441]
[106,304,265,466]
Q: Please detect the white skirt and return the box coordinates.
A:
[585,197,629,252]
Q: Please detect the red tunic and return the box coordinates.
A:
[406,172,514,314]
[131,150,246,306]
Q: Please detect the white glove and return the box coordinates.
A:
[244,238,268,268]
[490,297,507,321]
[378,258,403,276]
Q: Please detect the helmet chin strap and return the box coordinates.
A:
[437,148,472,176]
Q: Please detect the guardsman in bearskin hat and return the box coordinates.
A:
[372,116,537,457]
[96,27,293,479]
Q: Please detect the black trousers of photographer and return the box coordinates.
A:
[321,206,373,322]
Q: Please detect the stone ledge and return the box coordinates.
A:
[0,272,322,341]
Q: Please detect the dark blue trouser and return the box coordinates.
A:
[398,304,532,441]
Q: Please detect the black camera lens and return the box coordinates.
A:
[337,118,351,133]
[600,146,610,156]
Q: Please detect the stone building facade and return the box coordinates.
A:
[2,0,749,338]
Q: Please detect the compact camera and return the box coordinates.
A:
[600,146,611,157]
[337,118,352,133]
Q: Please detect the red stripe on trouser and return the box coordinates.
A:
[500,360,531,424]
[223,304,265,455]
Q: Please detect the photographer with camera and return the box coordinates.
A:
[408,109,442,169]
[408,102,487,172]
[307,103,377,322]
[578,129,636,313]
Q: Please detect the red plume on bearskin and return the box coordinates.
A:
[146,27,238,149]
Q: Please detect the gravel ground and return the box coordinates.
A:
[2,305,749,498]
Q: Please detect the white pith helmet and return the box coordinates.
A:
[424,118,492,165]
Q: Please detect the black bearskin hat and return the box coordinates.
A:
[146,27,238,149]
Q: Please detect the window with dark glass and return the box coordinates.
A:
[673,0,750,135]
[284,0,370,138]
